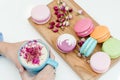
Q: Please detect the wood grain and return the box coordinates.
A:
[28,0,120,80]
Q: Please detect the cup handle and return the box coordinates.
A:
[46,58,58,69]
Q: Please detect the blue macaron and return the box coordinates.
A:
[80,37,97,57]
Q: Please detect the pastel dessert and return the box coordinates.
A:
[102,38,120,59]
[90,52,111,73]
[74,18,94,37]
[31,5,51,24]
[80,37,97,57]
[18,40,58,74]
[57,34,77,53]
[90,25,110,43]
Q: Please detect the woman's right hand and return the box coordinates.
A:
[20,53,56,80]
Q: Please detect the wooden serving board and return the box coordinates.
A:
[28,0,120,80]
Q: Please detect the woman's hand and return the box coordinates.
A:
[0,41,25,72]
[20,53,56,80]
[0,41,56,80]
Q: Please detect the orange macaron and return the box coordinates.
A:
[90,26,110,43]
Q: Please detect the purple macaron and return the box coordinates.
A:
[57,34,77,53]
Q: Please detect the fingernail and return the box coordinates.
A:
[19,68,23,72]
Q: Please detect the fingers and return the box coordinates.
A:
[34,65,56,80]
[12,54,24,73]
[8,53,24,73]
[14,59,24,73]
[34,50,57,80]
[20,71,27,80]
[20,65,56,80]
[20,71,34,80]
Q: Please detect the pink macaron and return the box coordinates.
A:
[31,5,51,24]
[90,52,111,73]
[57,34,77,53]
[74,18,94,37]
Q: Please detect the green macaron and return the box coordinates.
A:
[102,37,120,59]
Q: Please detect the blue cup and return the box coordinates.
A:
[18,40,58,74]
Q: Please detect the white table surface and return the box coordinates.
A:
[0,0,120,80]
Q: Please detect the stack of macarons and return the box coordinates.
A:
[73,18,114,73]
[56,17,120,74]
[74,18,94,37]
[55,16,120,74]
[74,18,110,57]
[79,25,112,73]
[90,37,120,73]
[31,5,51,24]
[79,25,111,57]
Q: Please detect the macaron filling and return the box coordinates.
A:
[32,15,51,24]
[97,33,110,43]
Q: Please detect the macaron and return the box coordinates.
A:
[57,34,77,53]
[80,37,97,57]
[90,52,111,73]
[102,38,120,59]
[31,5,51,24]
[74,18,94,37]
[90,25,110,43]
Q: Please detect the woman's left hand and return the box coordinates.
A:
[0,42,24,72]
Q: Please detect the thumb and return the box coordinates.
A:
[20,71,34,80]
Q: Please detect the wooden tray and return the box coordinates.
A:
[28,0,120,80]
